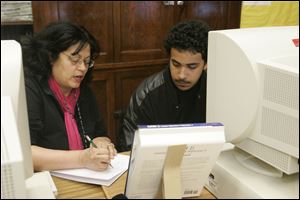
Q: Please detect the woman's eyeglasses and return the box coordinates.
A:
[62,52,94,69]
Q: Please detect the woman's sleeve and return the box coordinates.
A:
[25,77,44,145]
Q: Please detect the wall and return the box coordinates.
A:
[240,1,299,28]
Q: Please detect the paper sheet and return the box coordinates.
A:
[51,154,130,186]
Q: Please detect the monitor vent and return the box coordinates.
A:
[263,68,299,110]
[1,165,15,199]
[237,139,290,173]
[261,107,299,147]
[1,130,15,198]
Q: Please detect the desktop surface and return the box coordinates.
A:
[52,175,215,199]
[51,152,215,199]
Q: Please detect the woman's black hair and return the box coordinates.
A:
[21,21,100,84]
[164,20,210,63]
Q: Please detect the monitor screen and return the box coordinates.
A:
[206,26,299,175]
[1,40,33,198]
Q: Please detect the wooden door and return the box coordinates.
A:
[113,1,174,63]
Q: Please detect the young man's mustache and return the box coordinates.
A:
[175,79,190,84]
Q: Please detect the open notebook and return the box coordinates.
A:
[51,154,130,186]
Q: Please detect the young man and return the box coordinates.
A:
[122,20,210,149]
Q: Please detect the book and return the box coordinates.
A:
[125,123,225,198]
[50,154,130,186]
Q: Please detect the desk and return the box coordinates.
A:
[52,151,216,199]
[52,173,215,199]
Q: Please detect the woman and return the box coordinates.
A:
[22,21,116,171]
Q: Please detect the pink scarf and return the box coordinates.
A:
[48,76,83,150]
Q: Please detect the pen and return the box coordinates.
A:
[85,135,113,168]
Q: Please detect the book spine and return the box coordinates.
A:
[138,122,223,129]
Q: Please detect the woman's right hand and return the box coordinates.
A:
[79,146,111,171]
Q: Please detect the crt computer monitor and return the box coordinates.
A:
[1,40,34,198]
[206,26,299,176]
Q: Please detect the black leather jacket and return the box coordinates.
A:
[122,66,206,147]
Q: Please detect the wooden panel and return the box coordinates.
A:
[114,1,174,62]
[56,1,114,64]
[33,1,114,64]
[89,70,116,142]
[32,1,59,32]
[225,1,242,28]
[175,1,241,30]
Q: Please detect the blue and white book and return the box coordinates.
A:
[125,123,225,198]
